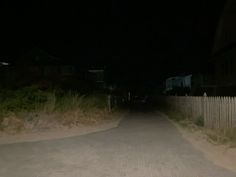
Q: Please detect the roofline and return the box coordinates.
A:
[212,42,236,58]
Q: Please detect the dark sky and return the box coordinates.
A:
[0,0,226,84]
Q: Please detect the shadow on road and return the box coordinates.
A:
[122,97,160,113]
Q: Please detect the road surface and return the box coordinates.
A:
[0,112,235,177]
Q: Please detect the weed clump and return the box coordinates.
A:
[194,116,204,127]
[0,86,110,133]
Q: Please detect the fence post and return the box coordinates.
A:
[234,97,236,128]
[108,94,112,112]
[203,92,207,127]
[128,91,131,102]
[220,97,223,129]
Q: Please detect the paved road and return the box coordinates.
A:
[0,112,235,177]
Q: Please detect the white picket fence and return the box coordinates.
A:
[165,96,236,130]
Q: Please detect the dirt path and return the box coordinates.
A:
[0,112,235,177]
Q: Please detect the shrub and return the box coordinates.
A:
[0,86,48,113]
[0,86,108,116]
[0,86,113,133]
[194,116,204,127]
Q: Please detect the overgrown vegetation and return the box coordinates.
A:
[206,128,236,147]
[162,107,236,146]
[0,86,108,113]
[194,116,204,127]
[0,86,115,134]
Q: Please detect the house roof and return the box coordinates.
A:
[15,47,61,65]
[211,42,236,58]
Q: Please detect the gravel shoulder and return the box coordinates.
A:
[0,118,122,145]
[161,112,236,173]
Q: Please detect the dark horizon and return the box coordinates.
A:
[0,0,227,85]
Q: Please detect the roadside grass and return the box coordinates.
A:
[208,129,236,147]
[204,129,236,147]
[162,108,236,147]
[0,86,117,134]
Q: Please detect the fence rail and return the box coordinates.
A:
[164,96,236,130]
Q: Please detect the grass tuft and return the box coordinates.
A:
[0,86,112,133]
[162,108,236,146]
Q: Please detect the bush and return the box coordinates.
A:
[194,116,204,127]
[0,86,48,113]
[0,86,108,116]
[0,86,115,133]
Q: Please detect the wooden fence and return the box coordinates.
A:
[165,96,236,130]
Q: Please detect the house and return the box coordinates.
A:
[87,68,106,89]
[1,48,79,88]
[163,75,192,95]
[1,48,108,91]
[208,0,236,96]
[209,45,236,96]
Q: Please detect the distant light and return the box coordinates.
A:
[0,62,10,66]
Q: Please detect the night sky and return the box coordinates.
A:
[0,0,226,84]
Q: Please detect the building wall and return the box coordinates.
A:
[215,48,236,86]
[213,0,236,53]
[165,75,192,95]
[211,0,236,95]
